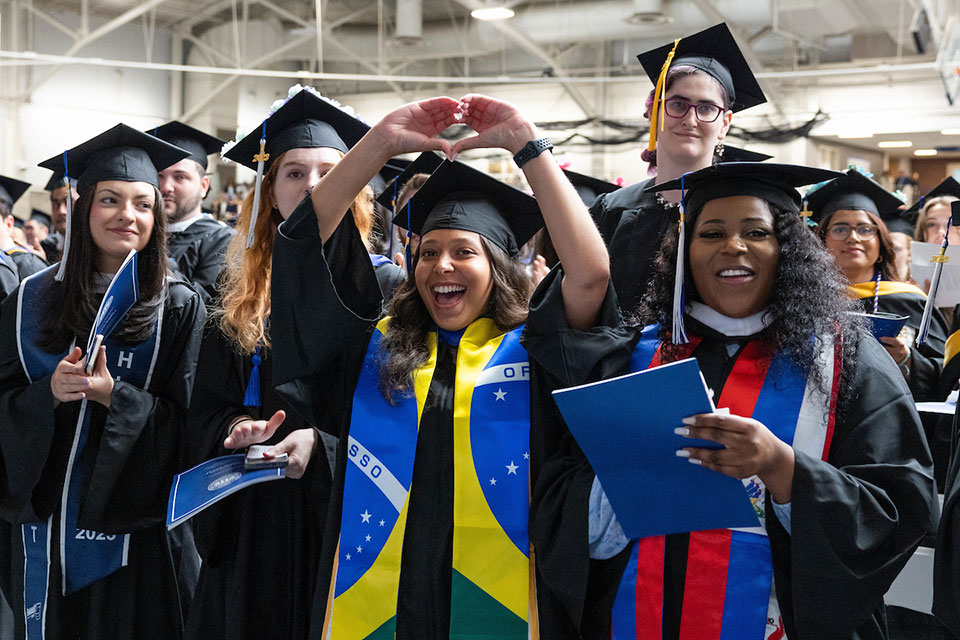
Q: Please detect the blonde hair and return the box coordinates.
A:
[914,195,960,241]
[216,149,375,353]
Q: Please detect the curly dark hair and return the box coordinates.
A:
[634,199,866,398]
[39,184,167,352]
[816,209,898,282]
[378,235,532,403]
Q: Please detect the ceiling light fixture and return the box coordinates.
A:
[878,140,913,148]
[914,149,938,156]
[837,133,874,139]
[941,128,960,135]
[471,4,515,20]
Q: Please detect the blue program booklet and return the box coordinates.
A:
[85,248,141,373]
[552,358,759,539]
[166,455,285,530]
[850,311,909,339]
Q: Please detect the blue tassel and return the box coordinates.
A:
[243,347,262,408]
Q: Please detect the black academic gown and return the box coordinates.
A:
[850,282,948,402]
[270,197,544,640]
[183,320,333,640]
[39,235,61,266]
[167,216,236,305]
[933,402,960,636]
[523,283,939,640]
[591,179,675,315]
[3,248,47,281]
[0,258,17,301]
[0,279,205,640]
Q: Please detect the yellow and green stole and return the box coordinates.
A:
[325,317,536,639]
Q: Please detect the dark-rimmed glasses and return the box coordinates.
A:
[825,223,879,240]
[663,98,725,123]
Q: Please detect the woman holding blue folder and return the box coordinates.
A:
[0,125,206,639]
[527,162,939,639]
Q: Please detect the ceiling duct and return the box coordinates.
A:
[394,0,423,46]
[625,0,672,26]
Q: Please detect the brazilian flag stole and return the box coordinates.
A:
[327,316,534,639]
[15,266,162,640]
[610,324,840,640]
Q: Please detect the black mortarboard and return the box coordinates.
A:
[376,152,444,210]
[880,207,917,235]
[647,162,841,215]
[637,23,766,113]
[646,162,841,345]
[718,146,773,163]
[904,176,960,219]
[803,168,906,225]
[370,158,412,198]
[12,217,24,229]
[44,172,77,192]
[148,120,224,170]
[222,89,369,171]
[0,175,30,208]
[29,210,51,229]
[38,123,189,280]
[38,123,190,194]
[395,161,543,257]
[562,169,621,206]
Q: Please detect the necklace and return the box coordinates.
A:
[655,192,680,211]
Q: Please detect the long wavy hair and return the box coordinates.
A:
[39,183,168,352]
[635,200,865,397]
[216,149,375,354]
[816,209,898,282]
[640,65,731,174]
[378,236,531,402]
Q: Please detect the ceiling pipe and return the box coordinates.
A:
[394,0,423,46]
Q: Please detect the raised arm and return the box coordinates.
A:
[453,94,609,330]
[311,97,460,242]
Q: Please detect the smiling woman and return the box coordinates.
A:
[0,124,206,640]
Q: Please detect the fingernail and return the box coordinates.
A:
[687,458,702,466]
[674,427,689,436]
[675,449,690,458]
[681,416,696,425]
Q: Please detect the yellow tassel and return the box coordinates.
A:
[648,38,681,153]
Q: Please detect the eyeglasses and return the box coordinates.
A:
[826,223,879,240]
[663,98,725,123]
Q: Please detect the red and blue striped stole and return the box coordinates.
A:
[611,325,839,640]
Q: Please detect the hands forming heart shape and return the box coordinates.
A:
[372,93,540,164]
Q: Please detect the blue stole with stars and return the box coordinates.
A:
[15,266,162,639]
[326,316,534,639]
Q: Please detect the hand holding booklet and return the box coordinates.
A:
[85,248,141,373]
[552,358,759,539]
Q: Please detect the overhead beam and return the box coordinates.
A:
[20,0,170,100]
[22,3,77,40]
[451,0,599,118]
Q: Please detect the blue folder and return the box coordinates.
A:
[849,312,909,339]
[552,358,760,539]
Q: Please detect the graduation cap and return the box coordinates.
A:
[222,87,370,248]
[44,172,77,192]
[904,176,960,220]
[148,120,224,170]
[38,123,190,280]
[918,200,960,347]
[0,175,30,209]
[646,162,842,344]
[718,145,773,163]
[880,207,916,235]
[29,209,51,230]
[562,169,621,206]
[637,23,766,155]
[375,152,445,211]
[395,160,543,258]
[803,168,905,226]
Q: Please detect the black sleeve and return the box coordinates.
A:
[768,334,939,639]
[191,226,235,305]
[270,195,382,429]
[934,401,960,636]
[0,288,68,523]
[79,284,207,532]
[521,267,638,635]
[909,304,948,401]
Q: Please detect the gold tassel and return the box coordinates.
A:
[647,38,681,154]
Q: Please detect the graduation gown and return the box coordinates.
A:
[167,216,236,305]
[2,248,47,281]
[591,179,675,315]
[39,235,61,267]
[183,321,332,640]
[270,197,547,640]
[848,280,948,402]
[0,277,205,640]
[523,286,939,640]
[933,401,960,636]
[0,256,17,301]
